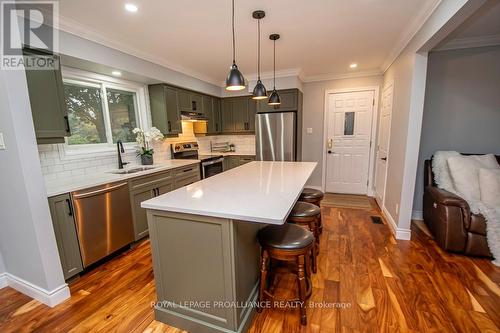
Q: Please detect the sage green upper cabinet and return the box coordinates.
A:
[257,89,298,113]
[178,89,192,112]
[220,96,255,134]
[232,98,248,132]
[23,48,70,144]
[191,94,203,113]
[221,98,235,133]
[148,84,182,135]
[204,96,222,134]
[48,194,83,280]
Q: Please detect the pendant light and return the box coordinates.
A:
[268,34,281,105]
[225,0,246,91]
[251,10,267,100]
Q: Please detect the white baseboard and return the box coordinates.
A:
[381,206,411,241]
[412,210,423,220]
[0,273,7,289]
[4,273,70,307]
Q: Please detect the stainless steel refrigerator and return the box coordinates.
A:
[255,112,297,161]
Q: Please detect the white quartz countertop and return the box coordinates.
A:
[141,161,317,225]
[45,160,200,197]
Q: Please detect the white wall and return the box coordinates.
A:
[381,0,486,238]
[0,67,69,305]
[413,46,500,216]
[301,75,383,187]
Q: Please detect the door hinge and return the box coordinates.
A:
[367,180,369,186]
[373,98,375,106]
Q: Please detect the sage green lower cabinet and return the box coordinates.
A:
[147,210,261,333]
[223,155,256,171]
[48,194,83,280]
[129,170,174,241]
[129,165,200,240]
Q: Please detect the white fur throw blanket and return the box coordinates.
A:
[432,151,500,266]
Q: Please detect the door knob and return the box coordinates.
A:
[328,150,333,154]
[381,157,387,161]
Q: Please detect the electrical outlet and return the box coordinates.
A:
[306,128,313,134]
[395,204,399,215]
[0,133,5,150]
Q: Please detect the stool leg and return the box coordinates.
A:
[257,249,268,313]
[311,244,317,274]
[297,254,307,325]
[317,199,323,234]
[309,217,320,255]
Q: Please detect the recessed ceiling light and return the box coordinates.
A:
[112,70,122,76]
[350,63,358,69]
[124,3,138,12]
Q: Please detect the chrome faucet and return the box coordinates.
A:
[117,140,129,169]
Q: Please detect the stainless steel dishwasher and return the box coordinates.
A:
[71,181,134,267]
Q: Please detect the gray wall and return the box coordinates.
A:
[413,45,500,215]
[302,76,384,186]
[0,250,5,275]
[0,64,66,292]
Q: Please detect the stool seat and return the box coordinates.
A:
[300,188,324,200]
[290,201,321,218]
[258,224,314,250]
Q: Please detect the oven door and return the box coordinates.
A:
[202,158,224,178]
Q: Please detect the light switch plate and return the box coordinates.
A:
[306,128,313,134]
[0,133,5,150]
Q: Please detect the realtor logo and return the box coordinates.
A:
[1,1,59,70]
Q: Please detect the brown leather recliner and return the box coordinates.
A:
[423,155,499,257]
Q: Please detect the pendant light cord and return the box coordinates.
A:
[273,39,276,89]
[257,19,261,80]
[232,0,236,63]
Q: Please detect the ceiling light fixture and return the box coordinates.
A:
[124,3,138,12]
[225,0,246,91]
[268,34,281,106]
[251,10,267,100]
[111,70,122,76]
[350,63,358,69]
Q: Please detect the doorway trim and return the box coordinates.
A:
[321,86,380,195]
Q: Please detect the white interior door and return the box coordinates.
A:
[374,83,394,206]
[325,90,374,194]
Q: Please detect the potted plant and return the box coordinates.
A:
[133,127,164,165]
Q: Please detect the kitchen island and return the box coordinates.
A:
[141,161,317,333]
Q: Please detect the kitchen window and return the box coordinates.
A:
[61,68,150,156]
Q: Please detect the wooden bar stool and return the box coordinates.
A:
[288,201,321,255]
[257,223,315,325]
[299,188,324,234]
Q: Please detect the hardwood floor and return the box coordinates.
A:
[1,201,499,332]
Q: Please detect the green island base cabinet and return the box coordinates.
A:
[147,210,261,333]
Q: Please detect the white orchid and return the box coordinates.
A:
[133,127,164,156]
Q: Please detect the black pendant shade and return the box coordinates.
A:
[268,33,281,105]
[268,89,281,105]
[226,62,246,91]
[252,10,267,100]
[252,79,267,99]
[225,0,246,91]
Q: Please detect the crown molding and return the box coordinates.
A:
[56,14,223,87]
[433,34,500,51]
[302,70,383,83]
[381,0,443,73]
[244,68,303,82]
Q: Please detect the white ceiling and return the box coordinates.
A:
[57,0,440,85]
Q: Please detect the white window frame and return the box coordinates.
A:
[59,67,152,159]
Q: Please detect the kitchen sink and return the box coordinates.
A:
[108,166,157,174]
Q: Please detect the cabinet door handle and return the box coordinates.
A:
[156,188,160,196]
[66,198,73,216]
[168,121,172,132]
[192,101,196,111]
[64,116,71,134]
[215,123,218,132]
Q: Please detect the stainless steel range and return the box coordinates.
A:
[171,142,224,178]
